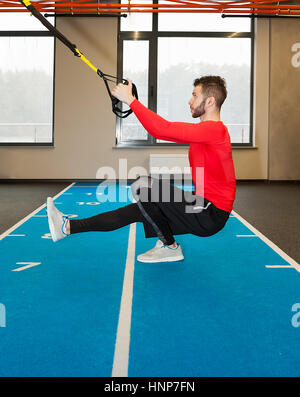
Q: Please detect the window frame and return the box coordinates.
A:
[0,27,56,146]
[116,4,254,147]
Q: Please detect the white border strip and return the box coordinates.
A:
[112,222,136,377]
[232,210,300,273]
[0,183,75,241]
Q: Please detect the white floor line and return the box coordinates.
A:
[112,222,136,377]
[232,210,300,273]
[7,234,26,237]
[13,262,41,272]
[265,265,294,269]
[0,182,75,241]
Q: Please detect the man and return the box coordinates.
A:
[47,76,236,263]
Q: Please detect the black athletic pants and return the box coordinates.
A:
[69,178,175,245]
[69,176,230,245]
[70,200,176,246]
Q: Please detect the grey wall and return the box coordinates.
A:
[0,17,298,180]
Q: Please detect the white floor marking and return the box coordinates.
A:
[7,234,25,237]
[265,265,294,269]
[112,222,136,377]
[0,183,75,241]
[41,233,52,239]
[13,262,41,272]
[232,210,300,273]
[34,215,47,217]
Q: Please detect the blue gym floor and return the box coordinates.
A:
[0,182,300,377]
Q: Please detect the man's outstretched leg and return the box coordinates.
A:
[46,196,184,263]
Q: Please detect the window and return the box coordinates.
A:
[122,40,150,141]
[117,2,254,146]
[0,13,55,145]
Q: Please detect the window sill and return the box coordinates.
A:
[232,146,258,149]
[0,143,54,147]
[113,144,258,149]
[113,144,188,149]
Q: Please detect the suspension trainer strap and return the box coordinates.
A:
[19,0,138,118]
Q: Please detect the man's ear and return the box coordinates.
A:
[206,96,216,107]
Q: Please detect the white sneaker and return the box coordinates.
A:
[46,197,69,242]
[137,239,184,263]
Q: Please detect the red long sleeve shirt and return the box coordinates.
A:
[130,99,236,213]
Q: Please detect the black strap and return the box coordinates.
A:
[23,2,78,56]
[19,0,138,118]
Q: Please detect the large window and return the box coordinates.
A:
[117,3,254,146]
[0,13,55,145]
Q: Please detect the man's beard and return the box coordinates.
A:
[192,99,206,118]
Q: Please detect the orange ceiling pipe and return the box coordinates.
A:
[3,2,300,9]
[0,0,300,16]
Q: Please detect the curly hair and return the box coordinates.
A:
[193,76,227,110]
